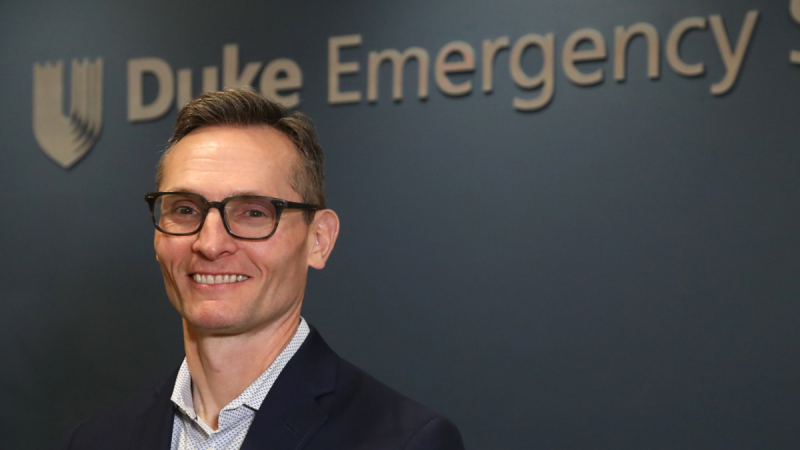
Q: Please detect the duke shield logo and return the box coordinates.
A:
[33,58,103,169]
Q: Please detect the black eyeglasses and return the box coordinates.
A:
[145,192,318,240]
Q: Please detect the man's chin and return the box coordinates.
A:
[181,308,250,335]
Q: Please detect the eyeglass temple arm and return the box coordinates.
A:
[285,201,319,210]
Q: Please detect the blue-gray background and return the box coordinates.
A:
[2,0,799,448]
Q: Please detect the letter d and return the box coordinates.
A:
[128,58,174,122]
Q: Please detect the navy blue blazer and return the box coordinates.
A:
[62,326,464,450]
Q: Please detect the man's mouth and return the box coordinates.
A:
[191,274,250,285]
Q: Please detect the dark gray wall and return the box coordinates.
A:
[2,0,799,448]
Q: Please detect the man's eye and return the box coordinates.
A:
[245,209,265,217]
[176,206,196,214]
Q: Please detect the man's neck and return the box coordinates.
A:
[182,313,301,430]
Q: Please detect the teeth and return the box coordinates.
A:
[193,274,249,285]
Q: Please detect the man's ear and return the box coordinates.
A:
[307,209,340,269]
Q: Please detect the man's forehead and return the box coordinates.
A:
[168,126,298,166]
[181,125,294,152]
[160,125,301,196]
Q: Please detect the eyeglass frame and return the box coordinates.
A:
[144,191,319,240]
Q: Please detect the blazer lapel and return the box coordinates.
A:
[240,326,338,450]
[131,368,179,450]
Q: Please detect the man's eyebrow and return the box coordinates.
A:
[165,187,201,195]
[165,187,273,197]
[228,189,269,197]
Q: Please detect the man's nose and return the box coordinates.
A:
[192,208,237,260]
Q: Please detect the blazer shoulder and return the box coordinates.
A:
[336,357,438,417]
[62,367,178,450]
[317,357,464,450]
[403,416,465,450]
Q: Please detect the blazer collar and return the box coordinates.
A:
[129,325,338,450]
[131,366,180,450]
[240,325,338,450]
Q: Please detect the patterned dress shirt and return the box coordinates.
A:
[169,318,310,450]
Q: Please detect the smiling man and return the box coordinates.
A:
[62,89,463,450]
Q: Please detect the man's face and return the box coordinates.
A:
[154,125,315,335]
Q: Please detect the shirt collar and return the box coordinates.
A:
[170,317,310,416]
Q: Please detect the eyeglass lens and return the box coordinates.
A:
[153,193,278,238]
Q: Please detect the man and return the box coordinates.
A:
[62,88,463,450]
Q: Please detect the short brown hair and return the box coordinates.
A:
[157,88,325,223]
